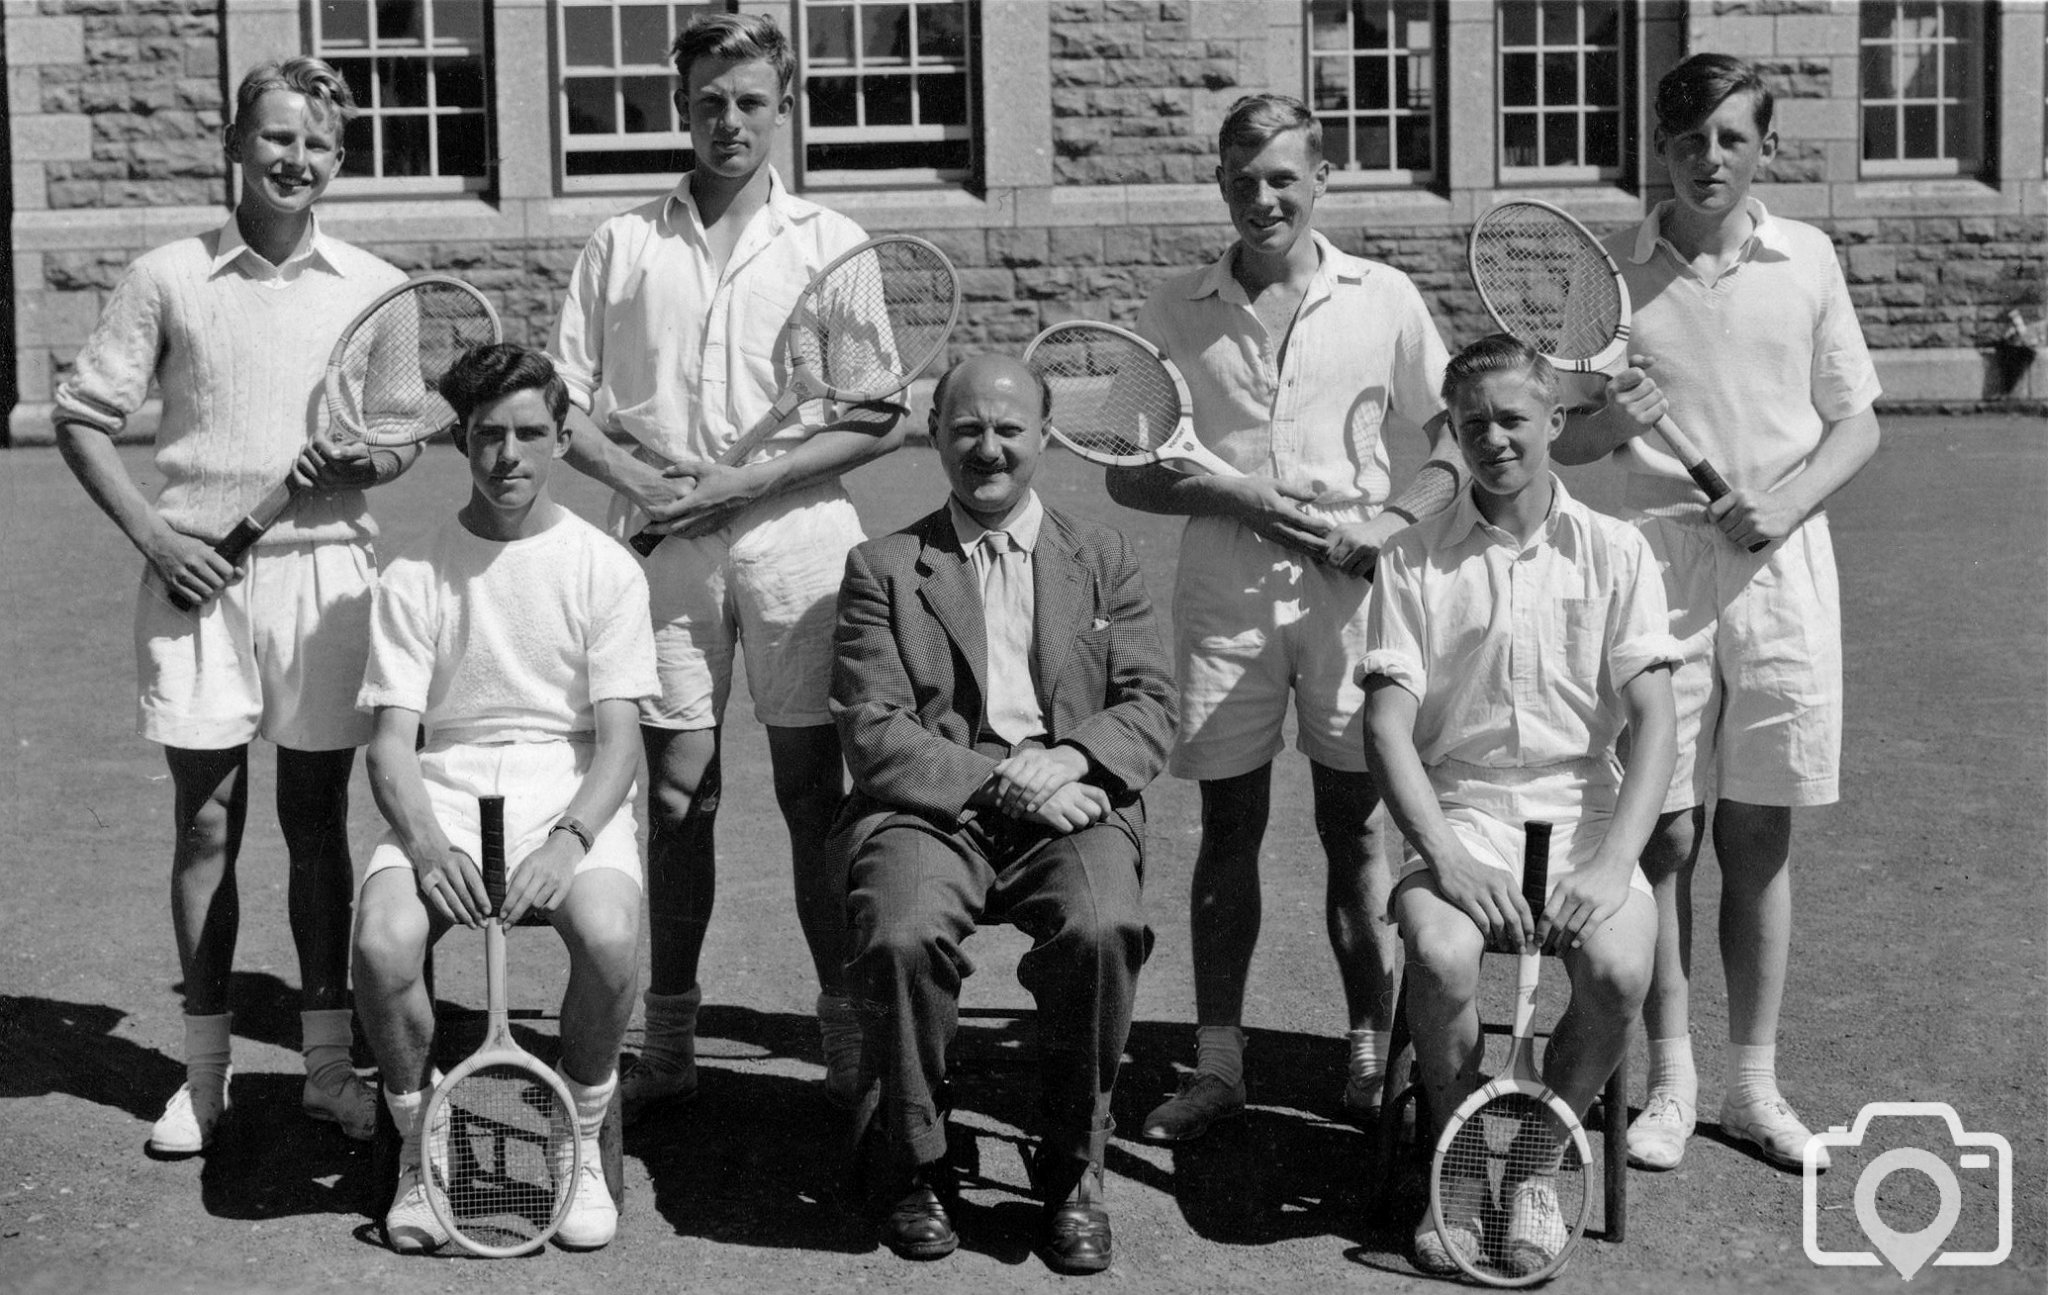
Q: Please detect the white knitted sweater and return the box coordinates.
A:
[55,220,406,545]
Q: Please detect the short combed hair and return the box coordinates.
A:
[1655,52,1774,136]
[231,56,357,132]
[672,12,795,91]
[440,344,570,432]
[1441,334,1560,407]
[930,356,1055,425]
[1217,93,1322,162]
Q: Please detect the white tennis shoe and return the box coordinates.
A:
[555,1147,617,1250]
[1505,1174,1569,1276]
[384,1159,450,1254]
[148,1070,230,1156]
[1721,1092,1829,1172]
[1626,1090,1697,1170]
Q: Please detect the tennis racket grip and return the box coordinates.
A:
[1522,820,1552,918]
[1652,415,1765,552]
[479,794,507,917]
[212,478,297,567]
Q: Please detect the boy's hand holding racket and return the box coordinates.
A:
[415,842,489,930]
[499,835,577,928]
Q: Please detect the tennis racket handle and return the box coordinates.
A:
[1521,820,1553,915]
[628,526,665,558]
[212,478,297,567]
[1652,416,1766,552]
[479,794,507,913]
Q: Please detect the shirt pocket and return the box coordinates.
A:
[1557,595,1609,685]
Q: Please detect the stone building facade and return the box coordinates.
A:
[5,0,2044,445]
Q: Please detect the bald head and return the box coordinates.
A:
[931,354,1048,527]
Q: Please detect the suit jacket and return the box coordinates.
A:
[829,500,1177,846]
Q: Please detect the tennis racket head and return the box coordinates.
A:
[1431,1080,1593,1286]
[325,275,503,448]
[1467,200,1631,373]
[422,1050,579,1257]
[1021,321,1200,467]
[784,235,962,402]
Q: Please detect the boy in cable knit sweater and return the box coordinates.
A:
[353,344,656,1252]
[53,57,412,1157]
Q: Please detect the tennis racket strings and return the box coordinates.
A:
[330,278,500,446]
[1028,325,1184,459]
[1467,205,1624,364]
[428,1061,573,1250]
[792,238,958,397]
[1439,1093,1588,1280]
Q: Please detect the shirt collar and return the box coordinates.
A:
[1442,472,1577,549]
[664,166,800,241]
[948,490,1045,556]
[1628,196,1787,265]
[210,211,336,279]
[1184,230,1364,304]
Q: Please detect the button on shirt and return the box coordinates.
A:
[949,494,1047,744]
[1135,230,1447,511]
[1360,478,1683,769]
[1604,199,1881,512]
[552,168,868,465]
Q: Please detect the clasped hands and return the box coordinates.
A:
[1605,360,1799,548]
[984,744,1109,835]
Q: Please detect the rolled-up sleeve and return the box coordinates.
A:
[1607,528,1683,688]
[552,228,609,413]
[54,264,163,435]
[1358,540,1429,700]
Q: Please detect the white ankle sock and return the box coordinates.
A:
[637,986,701,1075]
[1726,1042,1779,1108]
[1194,1025,1245,1089]
[1345,1028,1391,1087]
[557,1065,618,1142]
[384,1085,426,1159]
[183,1013,232,1096]
[1645,1035,1698,1109]
[300,1008,356,1087]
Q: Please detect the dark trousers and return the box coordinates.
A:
[845,810,1150,1171]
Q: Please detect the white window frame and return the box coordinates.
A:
[1860,0,1988,179]
[556,2,726,194]
[1305,0,1442,187]
[1496,0,1626,186]
[310,0,492,197]
[795,0,975,189]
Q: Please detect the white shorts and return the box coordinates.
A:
[135,539,375,751]
[1631,509,1842,810]
[1393,759,1653,903]
[1168,512,1374,780]
[359,739,643,891]
[630,482,862,731]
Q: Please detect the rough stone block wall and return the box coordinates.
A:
[35,0,227,210]
[1049,0,1268,185]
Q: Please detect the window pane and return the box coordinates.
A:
[1863,104,1896,158]
[808,138,969,172]
[619,6,669,63]
[867,74,912,124]
[809,4,854,63]
[321,0,370,47]
[1899,0,1937,42]
[1901,102,1939,158]
[343,115,374,160]
[863,5,912,62]
[434,0,483,47]
[1585,47,1617,106]
[919,71,966,125]
[1357,54,1389,110]
[1542,51,1577,106]
[381,113,431,175]
[1503,113,1538,166]
[1354,3,1388,49]
[1861,43,1894,99]
[1859,2,1888,39]
[1396,113,1431,170]
[1943,41,1975,106]
[382,57,429,108]
[1501,0,1536,47]
[1357,117,1391,169]
[565,78,617,134]
[917,3,965,61]
[622,75,670,132]
[1313,57,1349,110]
[564,7,614,67]
[434,57,485,109]
[1321,116,1352,168]
[1310,0,1348,51]
[1502,52,1538,106]
[1586,110,1619,166]
[1542,111,1576,166]
[807,76,858,127]
[1404,52,1431,110]
[1898,42,1937,98]
[1539,0,1577,45]
[333,57,375,107]
[437,112,486,175]
[1582,1,1619,48]
[1943,99,1975,161]
[374,0,426,46]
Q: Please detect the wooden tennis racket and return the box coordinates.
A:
[1021,320,1239,478]
[1429,821,1592,1286]
[422,793,578,1257]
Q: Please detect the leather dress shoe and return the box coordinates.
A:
[1041,1162,1112,1275]
[880,1171,957,1260]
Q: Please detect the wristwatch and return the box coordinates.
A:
[549,816,594,854]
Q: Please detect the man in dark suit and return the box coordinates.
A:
[831,354,1177,1274]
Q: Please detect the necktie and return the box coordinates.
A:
[980,530,1039,744]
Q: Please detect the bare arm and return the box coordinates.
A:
[1323,412,1463,577]
[1555,360,1669,466]
[664,408,909,539]
[1364,677,1535,951]
[364,706,489,928]
[1709,406,1880,548]
[1104,463,1333,557]
[55,418,237,606]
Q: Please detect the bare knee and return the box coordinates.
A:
[353,897,429,990]
[1402,910,1485,1006]
[1641,808,1703,879]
